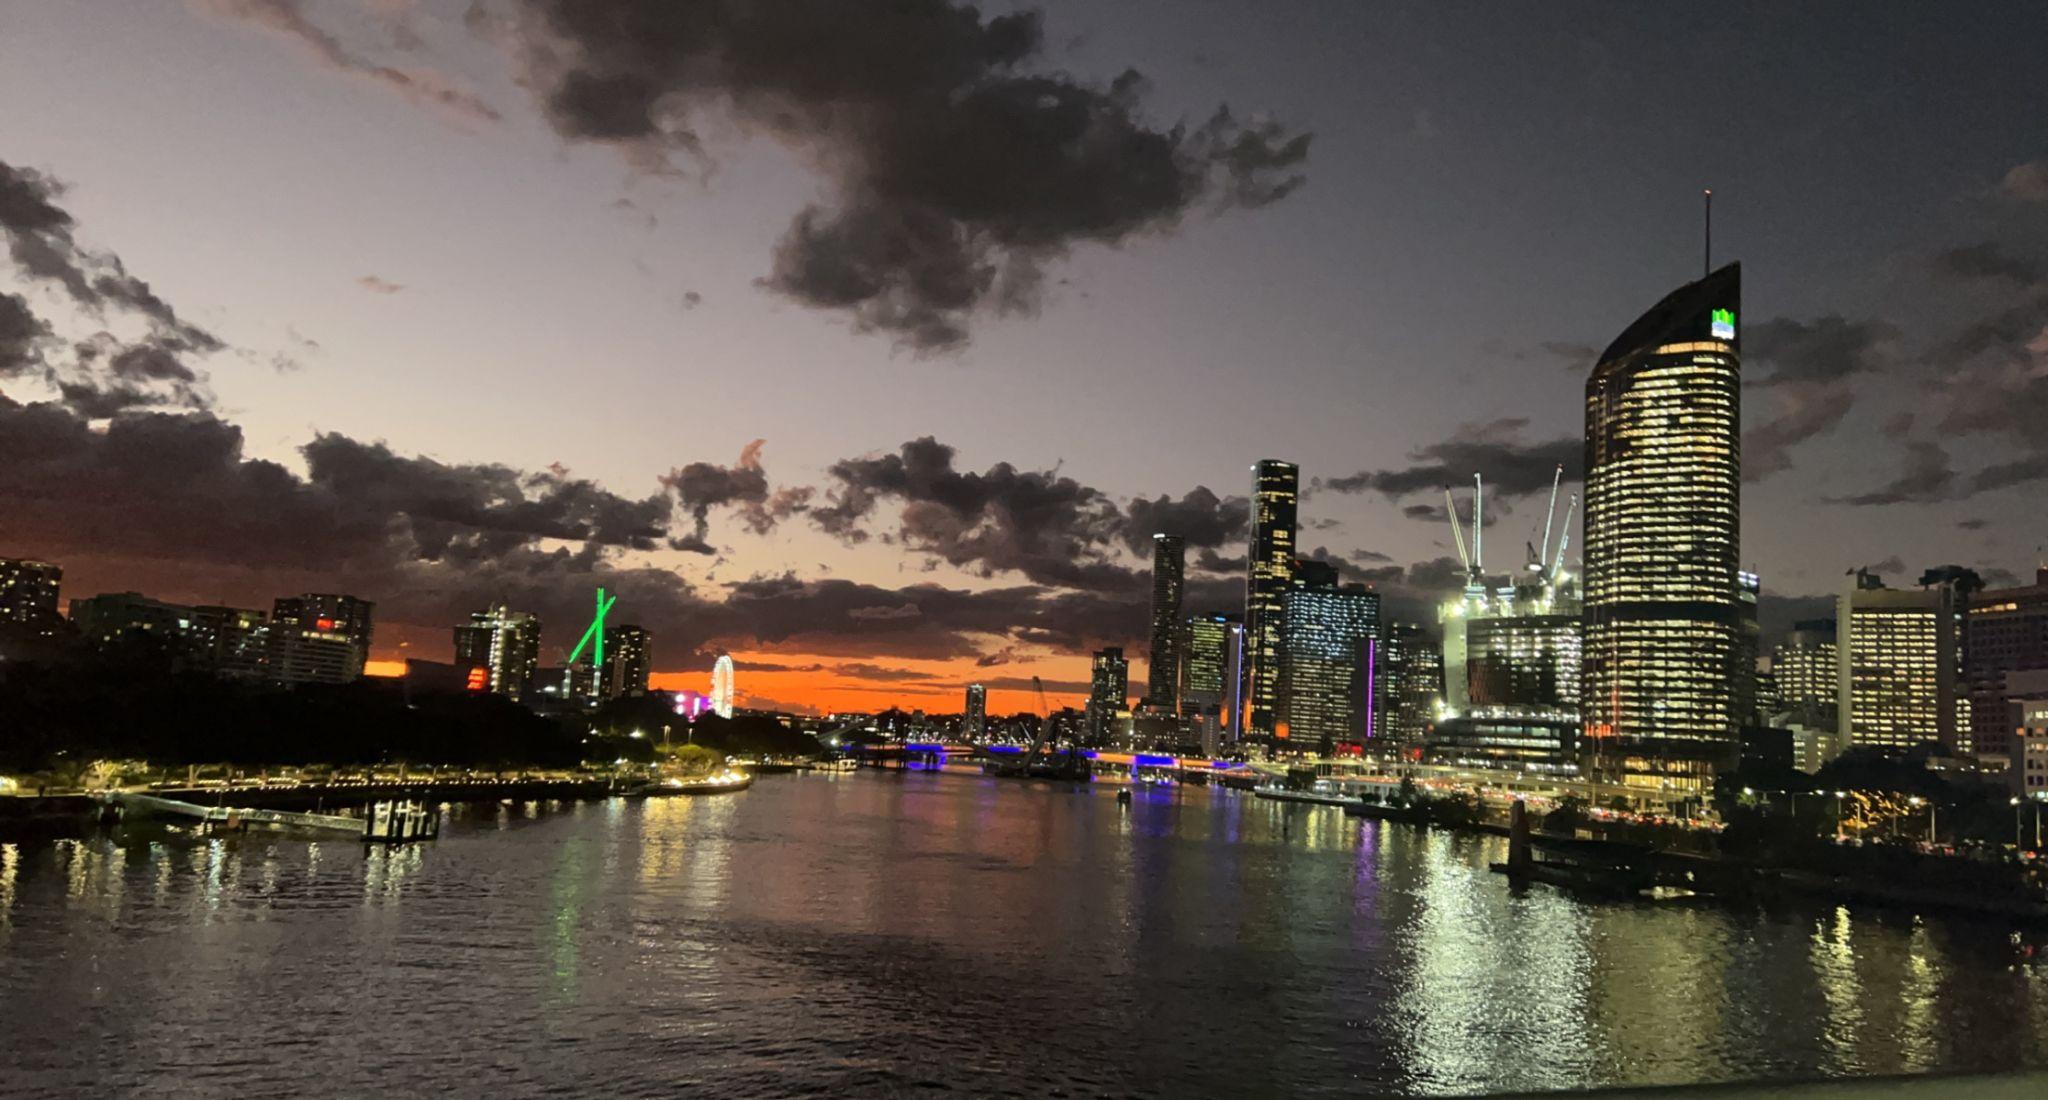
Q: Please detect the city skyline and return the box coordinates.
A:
[4,3,2048,717]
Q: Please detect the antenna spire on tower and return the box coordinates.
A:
[1703,188,1713,277]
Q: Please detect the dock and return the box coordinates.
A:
[96,791,369,837]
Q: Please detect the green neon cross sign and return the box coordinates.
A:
[566,587,616,667]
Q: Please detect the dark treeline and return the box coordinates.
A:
[1,636,585,775]
[586,692,824,759]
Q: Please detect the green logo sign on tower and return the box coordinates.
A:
[1710,308,1736,340]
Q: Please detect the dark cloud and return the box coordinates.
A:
[357,274,406,294]
[301,431,672,559]
[1746,315,1899,388]
[659,439,812,554]
[1746,379,1853,482]
[1319,417,1576,499]
[2003,159,2048,203]
[1736,315,1901,481]
[812,436,1133,590]
[502,0,1307,350]
[1958,517,1990,531]
[1122,486,1248,554]
[1982,567,2022,588]
[1827,441,1956,506]
[1193,549,1246,574]
[1934,241,2043,285]
[1484,337,1597,371]
[0,160,224,354]
[0,292,49,379]
[0,396,1164,669]
[1969,452,2048,495]
[196,0,501,124]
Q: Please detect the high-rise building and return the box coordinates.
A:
[189,605,269,677]
[964,683,988,739]
[1245,460,1299,739]
[1377,622,1442,750]
[1179,613,1237,714]
[603,624,651,698]
[1145,534,1186,711]
[0,558,62,637]
[69,592,194,648]
[268,594,373,684]
[1837,570,1962,754]
[1770,619,1838,728]
[1431,572,1583,772]
[1582,262,1743,794]
[1086,646,1129,744]
[1969,565,2048,762]
[453,605,543,701]
[1277,559,1379,753]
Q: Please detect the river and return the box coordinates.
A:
[3,770,2046,1096]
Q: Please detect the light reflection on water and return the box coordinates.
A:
[2,774,2046,1097]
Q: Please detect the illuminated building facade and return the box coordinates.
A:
[189,605,269,677]
[1770,619,1838,728]
[1837,570,1960,754]
[268,594,373,684]
[1431,574,1582,772]
[1376,622,1442,750]
[1582,262,1742,792]
[602,624,650,698]
[1277,560,1380,752]
[1086,646,1129,744]
[1245,460,1299,739]
[1179,613,1238,715]
[453,605,543,701]
[964,683,987,738]
[0,557,62,637]
[1969,565,2048,761]
[1145,534,1186,710]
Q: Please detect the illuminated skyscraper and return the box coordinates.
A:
[1377,622,1442,750]
[1837,570,1961,754]
[964,683,988,739]
[1582,262,1742,793]
[268,594,374,684]
[1245,459,1299,739]
[453,605,543,701]
[1145,534,1186,710]
[602,624,650,698]
[1086,646,1129,744]
[1277,560,1380,752]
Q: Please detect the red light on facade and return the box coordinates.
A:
[316,618,334,630]
[465,666,489,691]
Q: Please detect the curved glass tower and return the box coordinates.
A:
[1581,263,1741,796]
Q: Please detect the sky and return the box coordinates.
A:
[3,1,2047,716]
